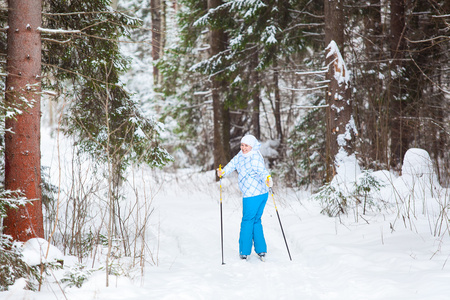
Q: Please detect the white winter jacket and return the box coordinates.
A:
[222,149,270,198]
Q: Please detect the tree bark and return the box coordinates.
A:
[4,0,44,241]
[208,0,230,176]
[250,50,261,139]
[389,0,407,169]
[151,0,163,85]
[324,0,353,182]
[363,0,387,167]
[324,0,344,50]
[273,59,283,142]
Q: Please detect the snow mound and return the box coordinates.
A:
[402,148,434,178]
[21,238,64,266]
[380,149,444,217]
[333,149,361,186]
[398,148,441,198]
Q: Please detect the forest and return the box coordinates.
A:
[0,0,449,297]
[141,0,449,187]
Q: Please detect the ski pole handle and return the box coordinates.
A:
[219,165,223,201]
[218,164,224,178]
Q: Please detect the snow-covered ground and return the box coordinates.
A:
[2,129,450,300]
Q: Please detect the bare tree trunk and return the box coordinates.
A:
[161,0,166,74]
[362,0,387,168]
[4,0,44,241]
[151,0,163,85]
[389,0,407,169]
[324,0,353,182]
[273,59,283,142]
[324,0,344,51]
[208,0,230,176]
[229,110,246,155]
[250,50,261,139]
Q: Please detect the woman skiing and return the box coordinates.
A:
[217,134,273,260]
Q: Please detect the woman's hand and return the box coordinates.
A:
[217,168,225,178]
[266,175,273,188]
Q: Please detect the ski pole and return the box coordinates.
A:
[219,165,225,265]
[270,187,292,261]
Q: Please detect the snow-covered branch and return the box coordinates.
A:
[326,40,350,86]
[285,22,323,32]
[432,14,450,18]
[295,70,327,75]
[280,85,328,91]
[406,36,449,43]
[37,27,81,34]
[287,9,323,19]
[40,90,58,97]
[195,45,210,51]
[193,90,212,96]
[280,104,329,112]
[41,38,73,44]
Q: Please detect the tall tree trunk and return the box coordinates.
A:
[161,0,166,70]
[151,0,162,85]
[273,59,283,142]
[389,0,407,169]
[362,0,387,168]
[4,0,44,241]
[324,0,353,182]
[324,0,344,51]
[229,110,246,155]
[250,50,260,139]
[208,0,230,176]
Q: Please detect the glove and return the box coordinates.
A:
[266,175,273,188]
[217,168,225,178]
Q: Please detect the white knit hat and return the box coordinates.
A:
[241,134,258,148]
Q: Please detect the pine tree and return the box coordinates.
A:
[157,0,218,168]
[324,0,355,182]
[388,0,408,169]
[42,0,172,171]
[1,0,172,242]
[3,0,44,241]
[151,0,164,85]
[208,0,232,176]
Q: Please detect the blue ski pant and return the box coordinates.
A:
[239,192,268,256]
